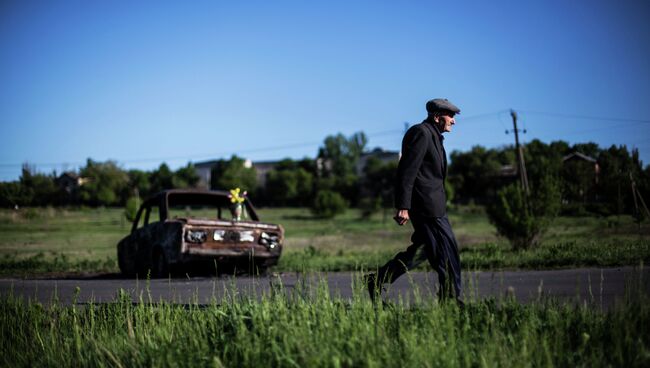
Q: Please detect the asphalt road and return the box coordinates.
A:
[1,266,648,309]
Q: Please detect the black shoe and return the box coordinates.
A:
[364,273,380,303]
[456,298,465,310]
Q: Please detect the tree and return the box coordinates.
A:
[311,190,348,219]
[448,145,513,203]
[523,139,567,185]
[78,159,129,206]
[316,132,368,204]
[265,159,314,207]
[562,158,597,207]
[18,164,60,206]
[124,196,140,223]
[149,163,174,194]
[0,181,21,208]
[359,157,397,218]
[558,142,601,213]
[173,163,200,189]
[487,176,561,250]
[265,170,298,206]
[598,145,644,215]
[210,156,258,196]
[127,169,151,198]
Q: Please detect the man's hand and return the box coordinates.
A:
[393,209,410,226]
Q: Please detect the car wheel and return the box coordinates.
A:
[152,249,169,278]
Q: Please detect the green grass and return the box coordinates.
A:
[0,207,122,275]
[269,207,650,272]
[0,206,649,276]
[2,275,649,367]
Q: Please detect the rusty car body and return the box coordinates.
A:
[117,189,284,277]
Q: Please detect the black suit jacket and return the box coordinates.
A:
[394,120,447,218]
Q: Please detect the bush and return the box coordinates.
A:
[124,197,140,223]
[22,208,41,220]
[487,177,561,250]
[445,180,455,208]
[311,190,348,219]
[359,197,382,219]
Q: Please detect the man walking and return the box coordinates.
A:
[366,98,463,305]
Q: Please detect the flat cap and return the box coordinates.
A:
[426,98,461,115]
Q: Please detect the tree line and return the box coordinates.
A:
[0,159,201,208]
[449,140,650,217]
[1,134,649,220]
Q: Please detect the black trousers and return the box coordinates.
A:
[376,215,462,299]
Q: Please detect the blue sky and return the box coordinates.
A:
[1,0,649,181]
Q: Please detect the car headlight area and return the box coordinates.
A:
[259,231,280,250]
[185,229,208,243]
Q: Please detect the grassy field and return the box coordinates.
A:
[2,276,649,367]
[0,206,649,276]
[2,208,649,367]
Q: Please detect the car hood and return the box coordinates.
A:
[173,217,282,231]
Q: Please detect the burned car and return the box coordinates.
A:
[117,189,283,277]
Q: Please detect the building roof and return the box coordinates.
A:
[194,159,283,168]
[59,171,79,179]
[194,160,221,168]
[361,148,399,158]
[562,152,597,163]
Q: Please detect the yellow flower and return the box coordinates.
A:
[229,188,245,204]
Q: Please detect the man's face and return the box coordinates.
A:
[435,113,456,133]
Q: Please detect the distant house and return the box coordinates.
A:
[496,164,518,178]
[56,172,88,194]
[315,157,333,176]
[195,149,400,192]
[562,152,600,203]
[194,160,219,189]
[252,160,279,188]
[55,172,89,204]
[194,159,280,190]
[562,152,599,180]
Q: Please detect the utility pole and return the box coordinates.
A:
[629,172,650,226]
[510,109,530,195]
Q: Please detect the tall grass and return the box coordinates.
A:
[2,274,649,367]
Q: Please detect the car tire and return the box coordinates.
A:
[151,249,169,278]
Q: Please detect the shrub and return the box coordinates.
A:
[311,190,348,219]
[124,197,140,223]
[359,197,382,219]
[445,180,455,208]
[487,177,561,250]
[22,208,40,220]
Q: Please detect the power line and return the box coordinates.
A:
[519,110,650,124]
[0,128,405,168]
[118,128,401,162]
[506,109,650,140]
[0,112,504,169]
[628,137,650,145]
[0,161,85,168]
[4,109,647,170]
[458,110,508,122]
[554,121,646,137]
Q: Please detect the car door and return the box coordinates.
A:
[118,205,146,275]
